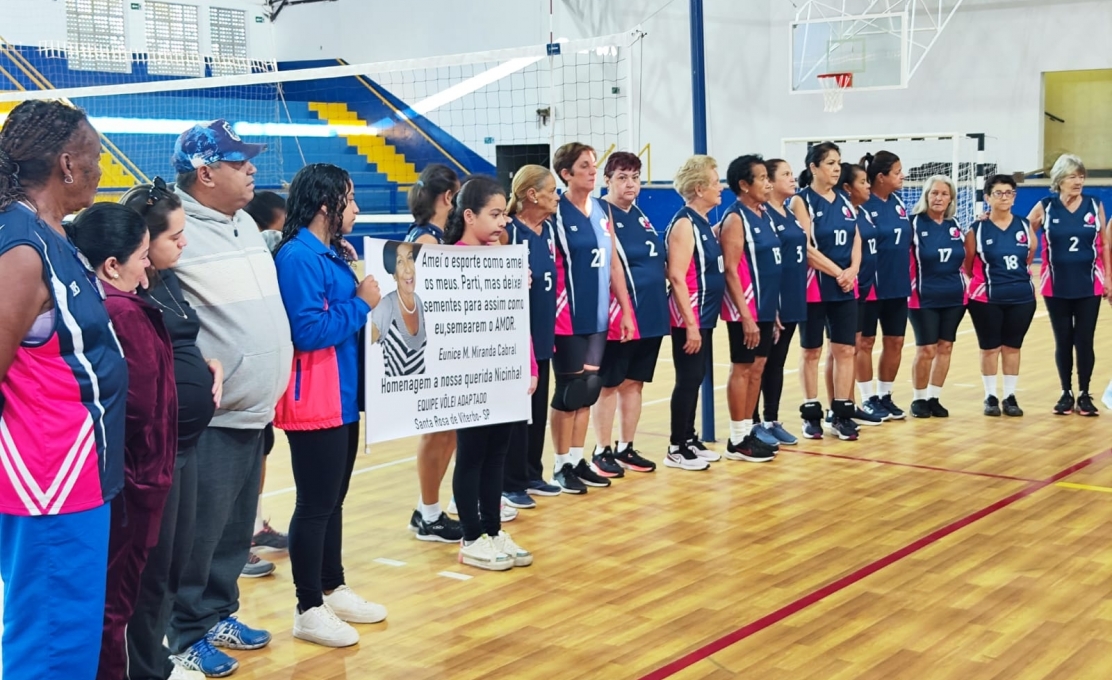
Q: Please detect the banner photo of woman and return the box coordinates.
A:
[364,237,532,445]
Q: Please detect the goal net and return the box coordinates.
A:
[0,32,636,214]
[781,133,995,229]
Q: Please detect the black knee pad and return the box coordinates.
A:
[582,370,602,407]
[832,399,856,419]
[551,373,589,412]
[800,400,824,421]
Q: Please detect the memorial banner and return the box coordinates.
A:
[363,237,531,445]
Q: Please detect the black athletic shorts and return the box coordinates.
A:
[599,336,663,387]
[552,332,607,374]
[909,305,966,346]
[967,300,1036,350]
[726,321,775,364]
[859,297,908,338]
[800,299,857,349]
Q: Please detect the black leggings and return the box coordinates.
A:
[1045,295,1101,392]
[454,421,517,542]
[670,327,712,446]
[753,322,797,423]
[504,359,550,492]
[287,422,360,612]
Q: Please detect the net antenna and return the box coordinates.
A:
[817,72,852,113]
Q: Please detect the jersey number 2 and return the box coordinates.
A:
[591,248,604,268]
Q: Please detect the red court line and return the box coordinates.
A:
[638,448,1112,680]
[786,448,1041,483]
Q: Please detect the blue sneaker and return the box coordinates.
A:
[525,478,561,496]
[171,636,238,678]
[751,425,780,451]
[862,395,892,421]
[208,615,271,650]
[766,421,798,445]
[502,490,536,509]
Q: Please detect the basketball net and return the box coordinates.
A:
[817,72,853,113]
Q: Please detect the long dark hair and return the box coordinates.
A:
[278,163,352,258]
[67,203,148,270]
[120,177,182,242]
[408,163,459,224]
[799,141,840,187]
[860,150,900,185]
[839,163,866,191]
[0,100,90,212]
[445,175,506,245]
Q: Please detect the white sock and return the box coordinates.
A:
[928,384,943,399]
[616,441,630,452]
[878,381,894,396]
[858,381,876,401]
[729,420,745,443]
[983,375,997,398]
[912,387,927,401]
[1003,375,1017,398]
[569,447,584,465]
[594,443,607,456]
[555,453,571,469]
[419,501,441,523]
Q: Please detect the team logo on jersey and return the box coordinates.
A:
[842,205,854,219]
[986,239,994,245]
[600,218,610,233]
[949,226,962,240]
[70,280,81,297]
[896,205,907,218]
[1084,212,1098,227]
[1015,231,1028,245]
[569,225,578,232]
[639,215,654,232]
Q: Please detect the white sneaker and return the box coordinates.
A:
[663,447,710,471]
[323,585,387,624]
[500,500,518,522]
[293,604,359,647]
[169,667,206,680]
[687,440,721,462]
[458,534,514,571]
[493,530,533,567]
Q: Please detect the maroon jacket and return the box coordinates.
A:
[104,287,178,517]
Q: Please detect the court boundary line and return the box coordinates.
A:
[787,448,1040,483]
[638,447,1112,680]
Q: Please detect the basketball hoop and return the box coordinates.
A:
[817,72,853,113]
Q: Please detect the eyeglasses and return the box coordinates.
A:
[990,190,1016,198]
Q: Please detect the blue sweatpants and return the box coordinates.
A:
[0,503,111,680]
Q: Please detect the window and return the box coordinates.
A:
[65,0,130,73]
[209,7,249,76]
[144,1,203,77]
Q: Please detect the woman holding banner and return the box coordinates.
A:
[273,164,388,648]
[445,175,538,571]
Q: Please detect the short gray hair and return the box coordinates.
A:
[1049,153,1085,193]
[912,174,958,221]
[175,161,223,193]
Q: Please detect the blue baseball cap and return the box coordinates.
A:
[172,119,267,173]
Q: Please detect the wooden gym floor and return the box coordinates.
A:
[235,298,1112,679]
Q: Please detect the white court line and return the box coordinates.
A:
[438,571,473,581]
[261,455,417,499]
[373,557,407,567]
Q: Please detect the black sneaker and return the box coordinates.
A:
[414,512,463,543]
[984,395,1001,416]
[723,435,775,462]
[555,462,588,494]
[408,509,422,533]
[1077,392,1099,417]
[829,417,859,441]
[613,442,656,472]
[909,399,931,418]
[1002,395,1023,417]
[879,394,906,420]
[927,397,949,418]
[591,447,625,478]
[1054,391,1075,415]
[574,459,611,487]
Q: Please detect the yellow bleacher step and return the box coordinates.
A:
[308,101,419,184]
[98,152,135,189]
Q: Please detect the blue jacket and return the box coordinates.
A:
[274,228,369,429]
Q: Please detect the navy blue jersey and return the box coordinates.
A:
[968,215,1035,304]
[799,187,857,303]
[1038,194,1106,299]
[856,207,879,299]
[405,222,444,245]
[607,202,669,339]
[910,214,966,309]
[553,194,612,335]
[864,193,913,299]
[507,216,558,360]
[720,201,782,323]
[768,203,808,324]
[665,205,725,329]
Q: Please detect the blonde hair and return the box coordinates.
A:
[673,155,718,201]
[911,174,958,221]
[507,165,553,215]
[1049,153,1085,193]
